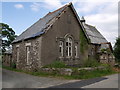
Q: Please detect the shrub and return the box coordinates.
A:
[83,58,100,67]
[11,62,16,68]
[43,61,67,68]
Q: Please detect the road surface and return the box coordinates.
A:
[2,69,119,88]
[50,74,119,88]
[2,69,78,88]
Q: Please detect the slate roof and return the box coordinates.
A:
[82,23,111,50]
[83,24,108,44]
[12,4,68,43]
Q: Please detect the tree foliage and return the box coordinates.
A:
[113,37,120,62]
[0,23,17,53]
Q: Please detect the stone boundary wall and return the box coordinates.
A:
[39,66,106,76]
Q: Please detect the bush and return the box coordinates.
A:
[43,61,67,68]
[11,62,16,68]
[83,58,100,67]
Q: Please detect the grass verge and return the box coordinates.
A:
[2,65,118,80]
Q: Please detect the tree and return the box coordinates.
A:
[113,37,120,62]
[0,23,17,53]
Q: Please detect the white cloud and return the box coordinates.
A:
[43,0,62,9]
[30,0,62,12]
[71,1,118,46]
[30,2,40,12]
[14,4,24,9]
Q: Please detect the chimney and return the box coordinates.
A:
[80,16,86,25]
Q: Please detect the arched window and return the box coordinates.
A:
[66,37,72,57]
[59,41,63,57]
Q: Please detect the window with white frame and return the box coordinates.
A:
[59,41,63,57]
[26,46,30,65]
[75,46,77,57]
[66,37,72,57]
[16,47,19,62]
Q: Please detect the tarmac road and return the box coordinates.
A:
[1,69,119,88]
[81,74,119,88]
[50,74,119,88]
[2,69,78,88]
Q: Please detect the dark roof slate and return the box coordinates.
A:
[83,23,110,50]
[12,4,67,43]
[83,24,108,44]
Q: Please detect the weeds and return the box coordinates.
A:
[43,61,67,68]
[2,64,117,80]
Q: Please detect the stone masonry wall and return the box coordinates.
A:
[12,37,42,71]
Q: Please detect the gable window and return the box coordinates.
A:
[67,15,71,24]
[66,37,72,57]
[75,46,77,57]
[26,46,30,65]
[59,41,63,57]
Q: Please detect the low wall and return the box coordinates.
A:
[40,66,106,76]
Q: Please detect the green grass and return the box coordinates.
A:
[65,69,116,79]
[2,65,117,80]
[42,61,68,68]
[83,58,101,67]
[3,65,23,72]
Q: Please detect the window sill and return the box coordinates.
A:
[75,57,79,59]
[26,63,30,66]
[59,57,64,58]
[16,61,19,63]
[66,56,73,58]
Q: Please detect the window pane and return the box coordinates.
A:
[69,47,71,51]
[66,42,68,46]
[75,46,77,57]
[69,38,72,42]
[59,41,63,57]
[66,37,72,57]
[60,41,62,46]
[69,47,72,56]
[69,43,72,46]
[59,47,61,52]
[66,47,68,56]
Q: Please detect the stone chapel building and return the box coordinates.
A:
[12,3,115,71]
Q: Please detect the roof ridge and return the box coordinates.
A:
[41,3,69,20]
[85,23,95,28]
[47,4,69,16]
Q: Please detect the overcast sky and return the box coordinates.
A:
[1,0,119,46]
